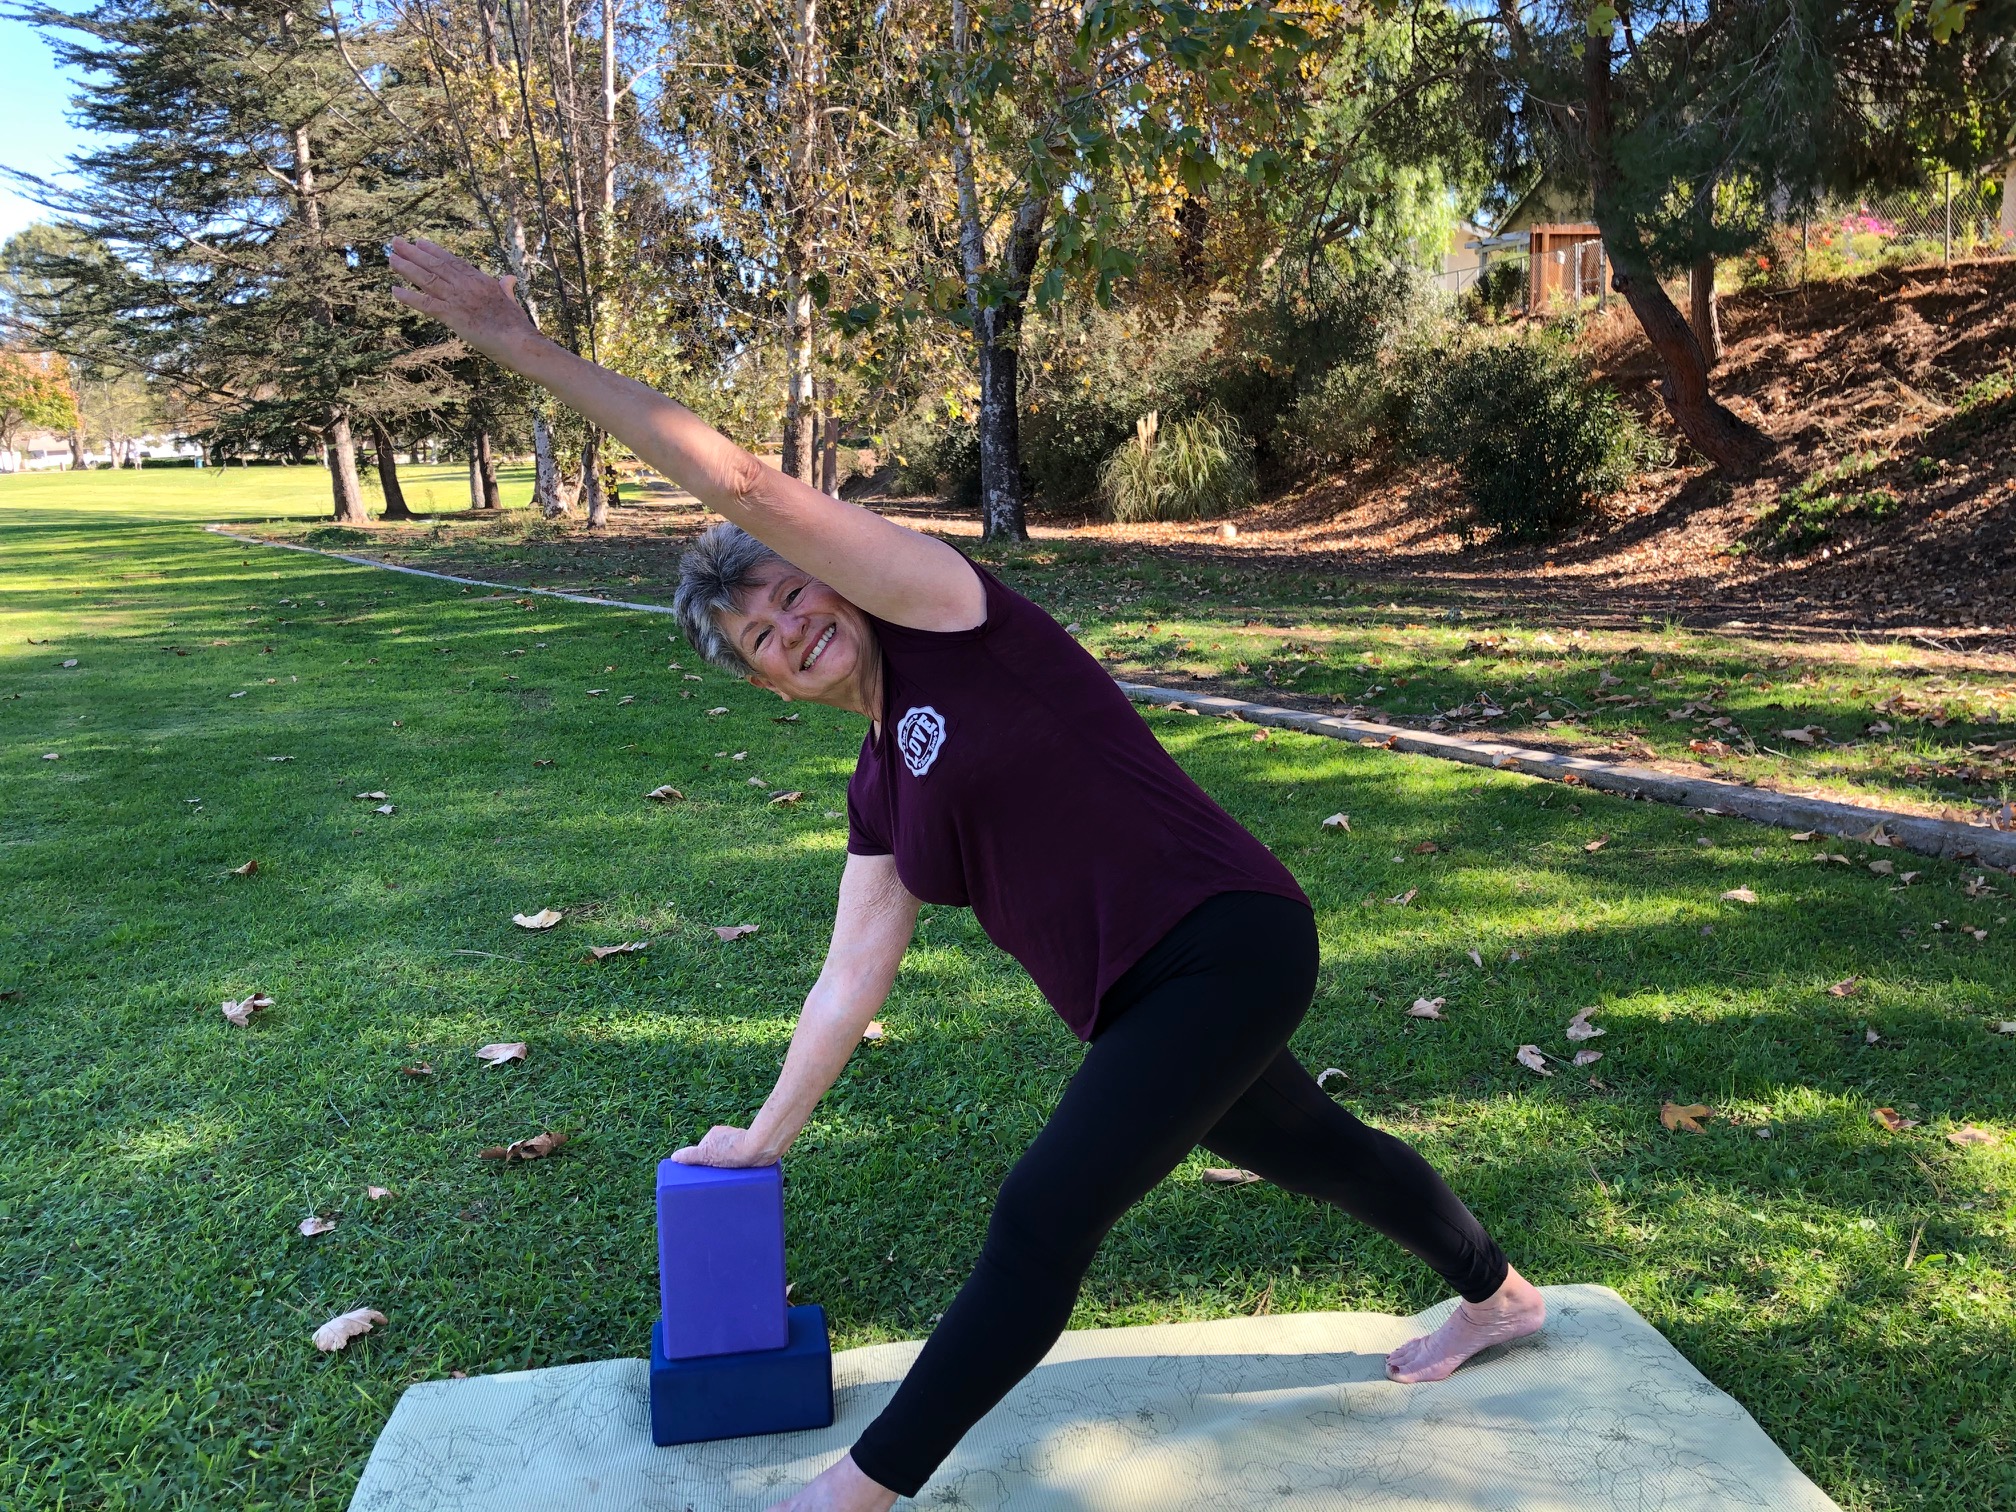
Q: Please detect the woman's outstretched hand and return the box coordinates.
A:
[388,235,538,366]
[670,1124,780,1168]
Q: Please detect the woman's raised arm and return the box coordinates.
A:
[387,236,984,633]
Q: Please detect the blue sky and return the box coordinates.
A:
[0,9,100,243]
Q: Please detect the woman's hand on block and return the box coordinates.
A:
[670,1123,779,1168]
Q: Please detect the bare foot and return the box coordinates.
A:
[1385,1266,1546,1384]
[766,1451,899,1512]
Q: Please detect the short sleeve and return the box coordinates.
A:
[846,787,891,857]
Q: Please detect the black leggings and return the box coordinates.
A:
[847,891,1510,1498]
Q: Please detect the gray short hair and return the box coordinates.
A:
[674,522,785,676]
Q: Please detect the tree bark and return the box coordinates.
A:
[1584,32,1769,476]
[327,410,368,523]
[534,413,571,516]
[476,430,501,508]
[1689,256,1722,368]
[779,0,819,482]
[819,382,839,496]
[372,419,415,518]
[580,428,608,527]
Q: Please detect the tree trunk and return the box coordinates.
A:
[580,428,608,527]
[780,0,818,481]
[534,413,571,516]
[819,383,839,496]
[1583,33,1769,476]
[973,195,1045,542]
[1689,256,1722,368]
[476,430,501,508]
[68,428,86,469]
[468,446,482,510]
[372,419,415,519]
[327,410,368,523]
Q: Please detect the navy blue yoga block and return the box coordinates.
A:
[649,1304,835,1447]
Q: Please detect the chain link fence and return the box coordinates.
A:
[1778,170,2015,282]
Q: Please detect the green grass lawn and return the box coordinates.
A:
[3,469,2015,1511]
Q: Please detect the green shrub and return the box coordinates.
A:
[302,525,372,546]
[1746,453,1900,555]
[1097,407,1256,523]
[1413,331,1651,540]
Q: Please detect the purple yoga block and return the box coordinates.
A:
[656,1158,789,1359]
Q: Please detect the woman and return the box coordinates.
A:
[389,236,1545,1512]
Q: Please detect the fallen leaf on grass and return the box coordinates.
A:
[1565,1008,1605,1042]
[300,1216,337,1237]
[1573,1049,1604,1066]
[1408,997,1445,1019]
[705,706,728,716]
[713,924,759,942]
[1947,1126,1999,1147]
[861,1020,885,1042]
[1414,840,1440,854]
[1789,830,1817,842]
[746,777,768,789]
[1201,1168,1262,1185]
[1386,888,1417,906]
[479,1130,569,1162]
[1997,1022,2016,1035]
[400,1062,434,1077]
[534,759,554,768]
[1661,1102,1712,1133]
[1779,726,1824,745]
[41,752,58,760]
[1721,887,1758,903]
[1857,824,1895,848]
[1467,947,1483,967]
[474,1042,527,1066]
[646,786,685,802]
[231,860,259,877]
[221,992,273,1027]
[365,1185,393,1200]
[1827,977,1861,998]
[586,941,648,960]
[1316,1067,1347,1090]
[1816,853,1851,866]
[1250,729,1269,743]
[1583,836,1609,853]
[1966,928,1988,942]
[617,696,636,706]
[1871,1107,1919,1132]
[1320,812,1351,831]
[1868,859,1895,876]
[1515,1045,1553,1076]
[372,803,395,815]
[60,658,78,668]
[1897,871,1920,885]
[313,1307,386,1352]
[773,712,800,723]
[355,790,388,801]
[768,790,804,806]
[512,909,563,930]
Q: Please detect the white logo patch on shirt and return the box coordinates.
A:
[895,705,948,777]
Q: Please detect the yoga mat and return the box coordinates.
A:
[346,1284,1839,1510]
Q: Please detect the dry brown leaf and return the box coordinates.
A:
[1871,1107,1919,1132]
[1898,871,1921,885]
[480,1129,570,1162]
[1967,928,1988,942]
[706,706,728,715]
[1316,1067,1347,1090]
[534,758,554,768]
[1779,726,1821,745]
[1818,853,1852,866]
[746,777,769,789]
[1467,947,1484,968]
[1997,1022,2016,1035]
[1720,887,1758,903]
[1868,859,1895,876]
[1250,729,1269,742]
[1565,1007,1605,1042]
[1515,1045,1554,1077]
[1414,840,1440,854]
[355,790,388,801]
[774,712,800,723]
[372,803,395,815]
[1857,824,1895,848]
[1790,830,1817,842]
[769,790,804,806]
[646,785,685,802]
[1320,812,1351,831]
[1947,1126,1999,1147]
[313,1306,386,1352]
[1661,1102,1712,1133]
[221,992,273,1027]
[1200,1168,1262,1185]
[586,941,648,960]
[1573,1049,1604,1066]
[365,1185,393,1200]
[1583,836,1609,853]
[1386,888,1418,906]
[230,860,259,877]
[299,1215,337,1237]
[474,1042,527,1066]
[861,1020,885,1042]
[713,924,759,942]
[1827,977,1861,997]
[400,1062,434,1077]
[1408,997,1445,1019]
[1865,1027,1882,1044]
[511,909,563,930]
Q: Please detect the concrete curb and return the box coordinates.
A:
[1118,681,2016,868]
[203,525,2015,869]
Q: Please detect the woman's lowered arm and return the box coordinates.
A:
[386,236,983,633]
[672,852,921,1167]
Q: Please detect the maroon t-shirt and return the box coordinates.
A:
[845,560,1308,1040]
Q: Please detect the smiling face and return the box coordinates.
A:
[717,562,879,711]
